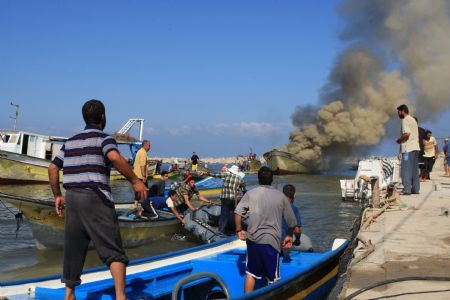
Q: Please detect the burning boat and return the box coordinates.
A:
[263,149,315,175]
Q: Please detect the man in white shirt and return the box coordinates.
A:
[396,104,420,195]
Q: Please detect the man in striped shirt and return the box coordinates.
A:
[48,100,148,300]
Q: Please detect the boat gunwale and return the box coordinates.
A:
[0,149,52,166]
[235,239,349,299]
[0,193,179,224]
[0,237,240,287]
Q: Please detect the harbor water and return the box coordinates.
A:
[0,167,360,282]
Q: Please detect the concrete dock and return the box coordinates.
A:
[339,156,450,299]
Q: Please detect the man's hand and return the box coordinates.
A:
[55,195,65,217]
[282,235,293,249]
[397,153,402,160]
[237,230,246,241]
[132,179,148,201]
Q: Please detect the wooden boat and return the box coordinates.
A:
[0,237,349,299]
[0,193,180,249]
[0,130,65,184]
[263,149,315,174]
[0,149,60,184]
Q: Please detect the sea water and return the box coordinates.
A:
[0,165,360,282]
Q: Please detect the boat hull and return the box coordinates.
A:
[263,149,314,174]
[0,150,60,184]
[0,194,180,249]
[0,238,349,300]
[248,160,262,172]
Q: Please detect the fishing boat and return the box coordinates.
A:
[263,149,314,174]
[0,119,150,184]
[0,236,349,299]
[0,130,65,183]
[0,192,180,249]
[340,158,401,202]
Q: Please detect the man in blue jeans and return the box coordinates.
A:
[396,104,420,195]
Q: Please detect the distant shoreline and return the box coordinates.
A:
[149,156,265,165]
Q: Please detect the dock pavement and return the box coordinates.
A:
[339,156,450,299]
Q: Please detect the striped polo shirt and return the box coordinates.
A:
[52,125,119,202]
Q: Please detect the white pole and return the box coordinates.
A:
[139,119,144,142]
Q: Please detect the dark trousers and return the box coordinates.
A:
[219,198,235,234]
[401,150,420,194]
[62,189,128,288]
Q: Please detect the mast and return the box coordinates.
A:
[10,102,19,130]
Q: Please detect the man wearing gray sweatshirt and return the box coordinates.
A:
[235,166,297,293]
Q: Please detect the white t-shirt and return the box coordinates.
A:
[401,115,420,153]
[166,197,175,208]
[423,136,437,157]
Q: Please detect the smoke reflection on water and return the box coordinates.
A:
[0,167,360,281]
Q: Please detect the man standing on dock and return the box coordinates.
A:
[48,100,148,300]
[396,104,420,195]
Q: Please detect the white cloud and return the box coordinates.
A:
[144,127,160,136]
[213,121,291,136]
[167,125,194,136]
[162,122,292,137]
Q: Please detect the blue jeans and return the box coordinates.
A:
[219,198,235,234]
[401,151,420,194]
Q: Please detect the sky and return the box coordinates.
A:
[1,0,448,157]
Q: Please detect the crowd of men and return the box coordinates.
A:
[49,99,305,299]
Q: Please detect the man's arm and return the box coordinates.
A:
[206,172,225,179]
[107,150,148,200]
[197,195,212,205]
[282,198,297,249]
[183,194,197,211]
[140,165,146,179]
[396,132,410,144]
[48,163,64,217]
[169,207,185,224]
[235,213,246,240]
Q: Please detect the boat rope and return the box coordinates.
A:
[0,198,24,238]
[343,276,450,300]
[192,219,222,243]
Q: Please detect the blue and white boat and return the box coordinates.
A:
[0,237,348,299]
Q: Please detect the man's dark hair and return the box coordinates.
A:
[161,170,169,177]
[283,184,296,199]
[426,130,432,135]
[397,104,409,114]
[82,99,105,125]
[168,190,177,197]
[258,166,273,185]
